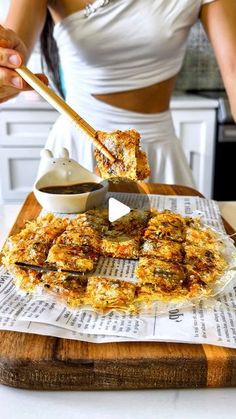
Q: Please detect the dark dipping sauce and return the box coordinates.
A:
[39,182,103,195]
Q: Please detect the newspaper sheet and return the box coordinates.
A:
[0,192,236,348]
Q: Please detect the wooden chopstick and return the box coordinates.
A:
[16,65,115,163]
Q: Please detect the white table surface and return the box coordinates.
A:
[0,201,236,419]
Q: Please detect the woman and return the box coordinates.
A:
[0,0,235,185]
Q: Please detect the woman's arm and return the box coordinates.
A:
[5,0,48,57]
[200,0,236,121]
[0,0,48,103]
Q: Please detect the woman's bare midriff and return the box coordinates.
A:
[49,0,177,114]
[93,77,176,114]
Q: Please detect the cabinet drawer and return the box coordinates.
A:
[0,148,41,201]
[0,110,58,147]
[172,109,216,198]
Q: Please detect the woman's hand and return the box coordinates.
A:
[0,24,48,103]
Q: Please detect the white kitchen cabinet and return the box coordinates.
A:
[0,110,58,147]
[171,95,218,198]
[0,148,41,201]
[0,95,58,203]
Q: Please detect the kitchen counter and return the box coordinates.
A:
[0,386,236,419]
[0,200,236,418]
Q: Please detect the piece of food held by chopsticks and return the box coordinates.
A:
[94,129,150,181]
[15,67,150,181]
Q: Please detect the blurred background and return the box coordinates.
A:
[0,0,234,203]
[0,0,224,91]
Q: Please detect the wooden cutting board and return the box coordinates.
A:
[0,183,236,390]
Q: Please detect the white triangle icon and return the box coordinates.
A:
[108,198,130,222]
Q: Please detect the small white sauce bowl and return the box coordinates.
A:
[33,148,108,213]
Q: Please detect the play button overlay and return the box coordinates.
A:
[108,197,130,222]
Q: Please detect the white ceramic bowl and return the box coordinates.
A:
[34,173,108,213]
[33,153,108,213]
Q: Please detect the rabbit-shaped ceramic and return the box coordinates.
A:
[34,148,108,213]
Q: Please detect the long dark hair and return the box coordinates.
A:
[40,9,64,97]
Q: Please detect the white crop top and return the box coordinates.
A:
[53,0,216,95]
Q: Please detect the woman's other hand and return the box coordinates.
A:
[0,24,48,103]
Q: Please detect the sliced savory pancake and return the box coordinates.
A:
[183,243,227,273]
[94,129,150,181]
[110,209,150,236]
[100,231,141,259]
[55,227,101,253]
[1,207,231,310]
[46,244,97,272]
[135,257,185,292]
[141,239,184,262]
[2,239,52,267]
[41,272,88,307]
[86,276,136,312]
[145,210,186,242]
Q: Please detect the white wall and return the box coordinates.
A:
[0,0,42,73]
[0,0,10,20]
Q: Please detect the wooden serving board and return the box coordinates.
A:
[0,183,236,390]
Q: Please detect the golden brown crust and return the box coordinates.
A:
[86,277,136,312]
[46,244,97,272]
[100,232,141,259]
[145,210,186,242]
[1,213,69,267]
[94,129,150,181]
[1,208,231,311]
[185,225,219,245]
[183,243,227,271]
[136,150,151,180]
[110,209,150,235]
[136,257,185,291]
[55,228,101,252]
[8,266,42,292]
[41,272,88,307]
[141,239,184,262]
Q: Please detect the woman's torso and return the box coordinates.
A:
[48,0,203,113]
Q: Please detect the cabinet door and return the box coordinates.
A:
[0,148,41,201]
[172,109,216,198]
[0,110,58,147]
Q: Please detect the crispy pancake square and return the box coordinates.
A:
[145,210,186,242]
[183,243,227,273]
[86,276,136,312]
[41,272,88,307]
[4,213,68,252]
[184,263,222,287]
[135,257,185,292]
[9,266,42,292]
[2,239,52,267]
[110,209,150,236]
[46,244,97,272]
[55,227,101,252]
[94,129,150,181]
[141,239,184,262]
[100,230,141,259]
[185,226,220,246]
[71,208,109,234]
[136,282,188,302]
